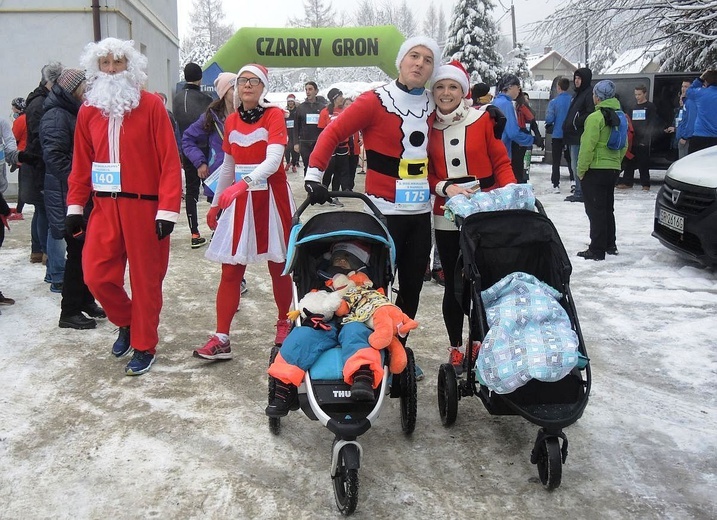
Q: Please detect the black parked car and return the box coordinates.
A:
[653,145,717,266]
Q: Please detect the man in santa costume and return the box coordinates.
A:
[65,37,182,376]
[304,37,439,362]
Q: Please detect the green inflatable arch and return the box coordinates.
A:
[202,25,406,90]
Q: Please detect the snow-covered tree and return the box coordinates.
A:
[179,35,216,73]
[504,42,532,86]
[423,3,448,48]
[536,0,717,71]
[589,47,619,74]
[443,0,504,85]
[184,0,233,52]
[289,0,338,28]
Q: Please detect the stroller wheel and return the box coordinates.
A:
[535,436,562,490]
[399,347,417,435]
[332,444,360,516]
[437,364,458,426]
[268,346,281,435]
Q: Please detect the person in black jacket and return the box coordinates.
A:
[284,94,300,172]
[562,67,594,203]
[22,62,63,265]
[172,62,212,248]
[293,81,326,174]
[40,68,105,329]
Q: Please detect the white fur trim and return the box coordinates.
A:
[433,63,470,97]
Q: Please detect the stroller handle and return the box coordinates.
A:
[293,191,388,227]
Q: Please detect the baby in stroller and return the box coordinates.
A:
[266,240,416,417]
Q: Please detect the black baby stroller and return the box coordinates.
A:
[436,199,591,490]
[268,192,418,515]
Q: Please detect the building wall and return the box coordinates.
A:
[0,0,179,197]
[531,55,577,82]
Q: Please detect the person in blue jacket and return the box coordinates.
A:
[493,73,533,183]
[545,77,573,192]
[685,70,717,155]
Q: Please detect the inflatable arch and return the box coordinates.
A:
[201,25,406,90]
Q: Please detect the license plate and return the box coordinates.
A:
[659,208,684,234]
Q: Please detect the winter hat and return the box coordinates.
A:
[395,36,440,81]
[57,68,86,94]
[11,97,26,112]
[183,62,203,82]
[593,80,616,101]
[237,63,270,106]
[496,73,521,93]
[331,241,371,269]
[433,60,470,97]
[327,88,343,104]
[287,93,296,102]
[214,72,237,100]
[472,82,490,99]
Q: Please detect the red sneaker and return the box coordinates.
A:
[274,319,292,345]
[193,335,232,360]
[448,346,465,374]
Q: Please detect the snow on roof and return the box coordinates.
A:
[602,45,664,74]
[526,50,577,71]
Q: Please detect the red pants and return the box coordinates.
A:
[83,198,170,354]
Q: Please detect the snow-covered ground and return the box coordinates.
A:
[1,162,715,518]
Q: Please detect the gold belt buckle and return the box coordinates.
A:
[398,157,428,179]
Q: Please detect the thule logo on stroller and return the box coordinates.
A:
[334,390,353,398]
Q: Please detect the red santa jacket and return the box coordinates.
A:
[428,103,516,230]
[67,90,182,219]
[307,81,436,215]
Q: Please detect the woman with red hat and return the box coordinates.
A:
[428,60,516,372]
[195,64,296,361]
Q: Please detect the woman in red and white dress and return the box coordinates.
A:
[195,64,295,360]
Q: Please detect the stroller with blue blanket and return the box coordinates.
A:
[268,192,418,515]
[436,196,591,490]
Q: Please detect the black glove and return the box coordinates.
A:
[545,123,554,134]
[17,151,41,168]
[304,181,330,205]
[536,136,545,150]
[484,104,506,140]
[65,214,86,238]
[155,219,175,240]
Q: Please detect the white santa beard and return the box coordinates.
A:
[85,72,141,118]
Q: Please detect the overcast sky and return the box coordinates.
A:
[177,0,561,49]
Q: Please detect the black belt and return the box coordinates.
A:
[93,191,159,201]
[365,150,428,178]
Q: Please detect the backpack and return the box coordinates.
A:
[600,107,628,150]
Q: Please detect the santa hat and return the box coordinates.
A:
[237,63,270,106]
[331,241,371,268]
[433,60,470,98]
[287,93,296,101]
[395,36,441,82]
[214,72,237,100]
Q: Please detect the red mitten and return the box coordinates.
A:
[218,179,249,209]
[206,206,221,230]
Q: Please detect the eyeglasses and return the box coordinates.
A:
[236,77,262,87]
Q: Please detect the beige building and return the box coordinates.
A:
[0,0,180,196]
[527,46,578,82]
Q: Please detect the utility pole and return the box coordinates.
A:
[511,1,517,49]
[584,22,589,67]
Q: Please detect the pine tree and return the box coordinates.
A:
[443,0,503,85]
[184,0,233,51]
[504,42,532,86]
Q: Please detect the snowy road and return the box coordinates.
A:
[1,163,715,518]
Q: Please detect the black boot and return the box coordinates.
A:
[350,365,375,401]
[82,302,107,318]
[59,313,97,330]
[265,380,298,417]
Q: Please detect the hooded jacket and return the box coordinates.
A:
[21,83,50,204]
[577,97,628,176]
[40,83,89,239]
[562,68,595,146]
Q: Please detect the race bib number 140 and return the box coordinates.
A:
[92,162,122,192]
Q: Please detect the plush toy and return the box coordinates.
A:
[327,271,418,373]
[287,290,344,330]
